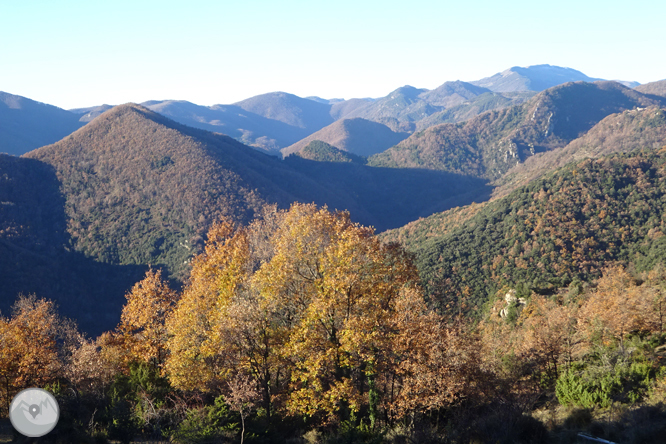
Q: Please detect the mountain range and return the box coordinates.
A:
[2,103,490,333]
[368,81,666,179]
[2,64,646,158]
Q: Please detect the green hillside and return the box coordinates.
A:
[15,103,489,285]
[410,148,666,315]
[0,154,146,334]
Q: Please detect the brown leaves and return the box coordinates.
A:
[578,265,666,346]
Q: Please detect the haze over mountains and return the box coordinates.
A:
[0,92,84,155]
[281,118,409,158]
[2,63,666,334]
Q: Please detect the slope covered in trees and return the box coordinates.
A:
[368,82,665,180]
[4,206,666,443]
[24,104,279,278]
[495,106,666,197]
[338,82,533,133]
[411,148,666,315]
[382,105,666,254]
[0,154,146,334]
[635,79,666,98]
[288,140,366,163]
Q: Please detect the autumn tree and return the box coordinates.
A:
[578,266,649,348]
[517,296,580,385]
[0,295,67,416]
[166,203,445,427]
[165,219,251,391]
[118,268,178,368]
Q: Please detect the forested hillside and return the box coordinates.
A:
[0,154,145,333]
[412,148,666,315]
[495,106,666,197]
[281,118,408,158]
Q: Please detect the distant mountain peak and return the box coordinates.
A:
[471,64,603,93]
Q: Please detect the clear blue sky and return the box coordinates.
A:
[2,0,665,109]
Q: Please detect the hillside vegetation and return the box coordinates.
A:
[635,79,666,98]
[0,154,145,334]
[25,105,279,278]
[337,82,533,133]
[412,148,666,315]
[289,140,366,163]
[14,104,489,293]
[495,106,666,197]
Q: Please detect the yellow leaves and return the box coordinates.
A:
[0,295,64,411]
[165,218,251,390]
[162,203,441,425]
[119,268,177,367]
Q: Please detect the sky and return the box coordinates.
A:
[2,0,666,110]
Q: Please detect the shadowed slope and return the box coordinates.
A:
[23,104,316,277]
[23,104,492,278]
[0,154,145,335]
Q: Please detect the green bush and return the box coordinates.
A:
[170,396,238,444]
[556,361,658,408]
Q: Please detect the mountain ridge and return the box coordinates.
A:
[367,81,666,180]
[0,91,84,155]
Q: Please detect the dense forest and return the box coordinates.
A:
[408,148,666,316]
